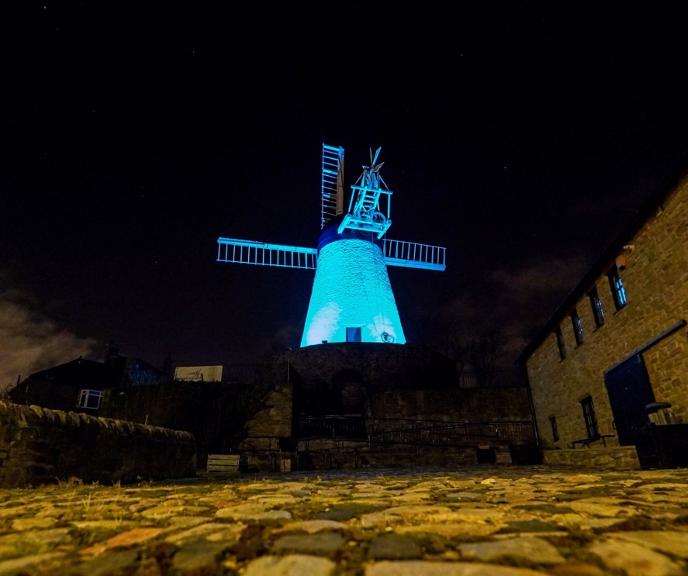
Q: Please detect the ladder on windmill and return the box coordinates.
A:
[321,144,345,230]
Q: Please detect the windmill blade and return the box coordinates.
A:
[377,173,389,190]
[371,146,382,167]
[321,144,345,229]
[217,237,317,270]
[382,238,447,271]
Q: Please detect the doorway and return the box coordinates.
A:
[604,354,657,467]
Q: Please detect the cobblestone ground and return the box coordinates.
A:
[1,467,688,576]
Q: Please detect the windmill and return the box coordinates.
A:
[216,144,446,347]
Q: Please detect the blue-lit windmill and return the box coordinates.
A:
[216,144,446,347]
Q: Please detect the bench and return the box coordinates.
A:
[569,434,615,449]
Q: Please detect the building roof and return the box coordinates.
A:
[516,168,687,365]
[29,357,112,386]
[24,354,165,388]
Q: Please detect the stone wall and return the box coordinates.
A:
[238,345,535,472]
[296,444,481,470]
[543,447,640,470]
[100,364,280,457]
[0,401,196,487]
[289,344,532,423]
[368,387,532,424]
[527,175,688,449]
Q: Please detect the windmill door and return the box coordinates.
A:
[604,354,657,468]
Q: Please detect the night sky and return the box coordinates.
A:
[3,4,688,385]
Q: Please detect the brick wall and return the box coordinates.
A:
[0,401,196,487]
[543,447,640,470]
[527,176,688,449]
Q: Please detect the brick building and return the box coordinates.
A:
[518,172,688,468]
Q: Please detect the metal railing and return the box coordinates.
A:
[299,415,367,439]
[217,237,317,269]
[383,238,446,271]
[298,415,535,446]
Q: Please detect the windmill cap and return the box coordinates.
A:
[317,215,383,252]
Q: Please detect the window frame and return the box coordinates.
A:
[555,326,567,360]
[549,415,559,442]
[588,286,605,328]
[77,389,104,410]
[608,267,628,311]
[570,308,584,346]
[580,395,599,439]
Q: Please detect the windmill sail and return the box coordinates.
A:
[217,237,317,269]
[321,144,345,229]
[382,238,446,271]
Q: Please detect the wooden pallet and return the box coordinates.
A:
[207,454,240,476]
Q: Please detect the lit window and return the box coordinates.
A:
[549,415,559,442]
[77,389,103,410]
[580,395,598,438]
[571,309,584,346]
[589,286,605,328]
[555,326,567,360]
[608,267,627,310]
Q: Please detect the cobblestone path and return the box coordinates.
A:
[1,467,687,575]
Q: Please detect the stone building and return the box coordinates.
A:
[518,172,688,468]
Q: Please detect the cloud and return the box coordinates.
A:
[0,280,98,392]
[441,255,590,363]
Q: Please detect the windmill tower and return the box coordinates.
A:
[216,144,446,347]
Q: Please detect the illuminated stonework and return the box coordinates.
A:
[301,238,406,346]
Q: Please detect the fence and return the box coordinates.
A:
[298,415,535,447]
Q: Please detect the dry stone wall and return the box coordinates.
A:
[0,401,196,487]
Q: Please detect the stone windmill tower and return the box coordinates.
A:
[216,144,446,346]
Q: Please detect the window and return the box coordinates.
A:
[77,389,103,410]
[589,286,605,328]
[549,415,559,442]
[580,395,598,438]
[608,267,627,310]
[346,327,362,342]
[555,326,567,360]
[571,309,584,346]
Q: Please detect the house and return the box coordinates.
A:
[518,171,688,469]
[9,348,166,413]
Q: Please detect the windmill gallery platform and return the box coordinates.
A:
[238,343,537,473]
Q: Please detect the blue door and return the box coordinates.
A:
[346,327,362,342]
[604,354,657,467]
